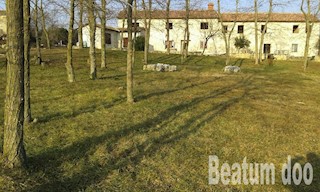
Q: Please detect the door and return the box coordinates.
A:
[123,38,128,48]
[264,44,271,59]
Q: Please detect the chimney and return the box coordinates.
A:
[208,3,214,11]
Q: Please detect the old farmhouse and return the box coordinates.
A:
[83,3,320,59]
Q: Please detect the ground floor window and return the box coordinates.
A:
[165,40,174,49]
[123,38,128,48]
[106,33,111,44]
[292,44,298,52]
[200,41,207,49]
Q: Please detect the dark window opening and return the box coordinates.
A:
[293,25,299,33]
[261,25,266,33]
[201,22,209,29]
[238,25,244,33]
[106,33,111,44]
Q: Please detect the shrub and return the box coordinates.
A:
[135,36,145,51]
[234,36,250,50]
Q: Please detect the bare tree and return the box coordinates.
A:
[78,0,84,48]
[142,0,152,65]
[301,0,320,71]
[24,0,32,124]
[254,0,259,65]
[88,0,97,79]
[66,0,76,83]
[217,0,239,66]
[3,0,27,168]
[100,0,107,68]
[165,0,171,54]
[34,0,42,65]
[40,0,51,49]
[258,0,273,63]
[201,20,219,55]
[127,0,134,103]
[181,0,190,63]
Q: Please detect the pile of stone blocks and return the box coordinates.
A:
[143,63,177,72]
[223,65,241,73]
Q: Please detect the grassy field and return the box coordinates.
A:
[0,48,319,191]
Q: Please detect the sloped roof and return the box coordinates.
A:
[221,13,318,22]
[117,10,219,19]
[118,10,319,22]
[83,24,120,32]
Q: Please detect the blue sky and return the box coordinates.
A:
[0,0,302,13]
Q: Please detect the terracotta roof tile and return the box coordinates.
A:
[118,10,318,22]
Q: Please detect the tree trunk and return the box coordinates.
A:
[24,0,32,124]
[3,0,27,168]
[166,0,171,54]
[66,0,76,83]
[303,23,311,71]
[127,0,134,103]
[300,0,318,72]
[142,0,152,65]
[78,0,84,48]
[120,16,125,50]
[254,0,259,65]
[88,0,97,79]
[181,0,190,63]
[101,0,107,68]
[40,0,50,49]
[34,0,42,66]
[132,0,137,67]
[259,0,272,63]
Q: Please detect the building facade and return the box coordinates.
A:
[117,4,320,58]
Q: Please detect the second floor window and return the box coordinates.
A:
[238,25,244,33]
[261,25,267,33]
[132,22,139,28]
[223,25,228,33]
[166,22,173,30]
[201,22,209,29]
[293,25,299,33]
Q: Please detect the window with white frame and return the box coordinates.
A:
[292,44,298,52]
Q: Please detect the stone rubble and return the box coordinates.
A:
[143,63,177,72]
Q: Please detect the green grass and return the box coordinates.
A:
[0,48,319,191]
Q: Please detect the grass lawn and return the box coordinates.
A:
[0,48,319,191]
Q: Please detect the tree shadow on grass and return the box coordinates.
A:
[149,54,181,65]
[285,153,320,192]
[27,75,255,191]
[37,77,222,124]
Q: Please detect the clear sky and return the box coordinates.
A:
[0,0,305,27]
[0,0,302,13]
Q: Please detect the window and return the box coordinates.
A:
[106,33,111,44]
[200,41,207,49]
[223,25,228,33]
[293,25,299,33]
[238,25,244,33]
[166,22,173,30]
[201,22,209,29]
[123,38,128,48]
[261,25,266,33]
[165,40,174,49]
[132,22,139,27]
[292,44,298,52]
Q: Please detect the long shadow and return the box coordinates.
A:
[38,77,221,124]
[285,153,320,192]
[135,77,220,101]
[149,54,181,64]
[28,75,255,191]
